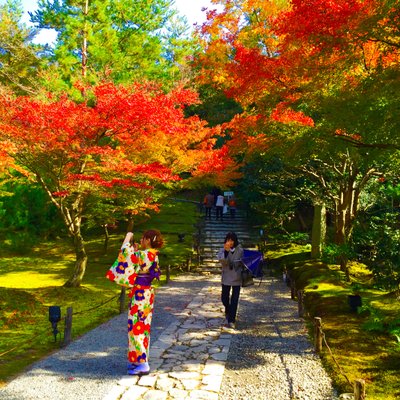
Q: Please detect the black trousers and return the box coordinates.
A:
[205,207,212,218]
[216,206,223,219]
[221,284,241,323]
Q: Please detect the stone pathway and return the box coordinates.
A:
[103,276,230,400]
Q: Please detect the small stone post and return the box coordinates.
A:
[187,256,191,272]
[290,277,296,300]
[354,379,366,400]
[63,307,73,346]
[297,290,304,317]
[314,317,323,353]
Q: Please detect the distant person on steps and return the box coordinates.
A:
[203,192,215,219]
[228,196,237,218]
[215,194,225,220]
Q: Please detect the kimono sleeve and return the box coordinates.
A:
[105,244,140,287]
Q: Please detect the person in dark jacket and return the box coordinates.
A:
[203,192,215,219]
[217,232,244,329]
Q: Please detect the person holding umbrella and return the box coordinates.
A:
[217,231,244,329]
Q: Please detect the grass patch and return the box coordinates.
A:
[0,198,200,386]
[263,243,400,400]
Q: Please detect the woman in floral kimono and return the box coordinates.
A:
[106,229,163,376]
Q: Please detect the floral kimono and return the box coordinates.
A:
[106,243,161,364]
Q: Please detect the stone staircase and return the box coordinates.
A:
[198,208,257,274]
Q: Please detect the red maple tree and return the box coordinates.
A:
[0,82,228,286]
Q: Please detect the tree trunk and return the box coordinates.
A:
[81,0,89,77]
[36,165,91,288]
[334,179,357,281]
[333,203,349,278]
[61,194,87,288]
[296,210,308,231]
[334,208,347,245]
[64,230,88,288]
[311,203,326,259]
[127,215,134,232]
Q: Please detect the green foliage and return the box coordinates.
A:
[0,0,43,94]
[276,246,399,398]
[236,153,314,234]
[316,66,400,150]
[321,243,357,265]
[352,182,400,292]
[186,85,243,128]
[4,231,39,254]
[279,232,310,244]
[133,198,201,267]
[361,303,400,344]
[30,0,196,86]
[0,181,64,239]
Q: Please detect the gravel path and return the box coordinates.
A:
[220,276,337,399]
[0,274,337,400]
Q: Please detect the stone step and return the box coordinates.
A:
[201,258,220,263]
[202,254,220,259]
[202,222,248,228]
[202,228,248,233]
[202,228,250,234]
[202,261,220,266]
[201,224,252,230]
[202,216,247,220]
[201,231,251,236]
[201,247,223,252]
[201,248,221,253]
[199,208,254,273]
[202,238,251,244]
[202,212,247,217]
[200,226,249,235]
[202,215,247,220]
[202,257,221,262]
[200,266,221,272]
[200,239,251,245]
[201,210,247,215]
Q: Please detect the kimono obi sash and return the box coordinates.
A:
[135,274,153,286]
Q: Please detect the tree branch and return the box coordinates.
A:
[335,134,400,150]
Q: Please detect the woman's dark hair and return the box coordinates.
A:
[224,231,239,247]
[143,229,164,249]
